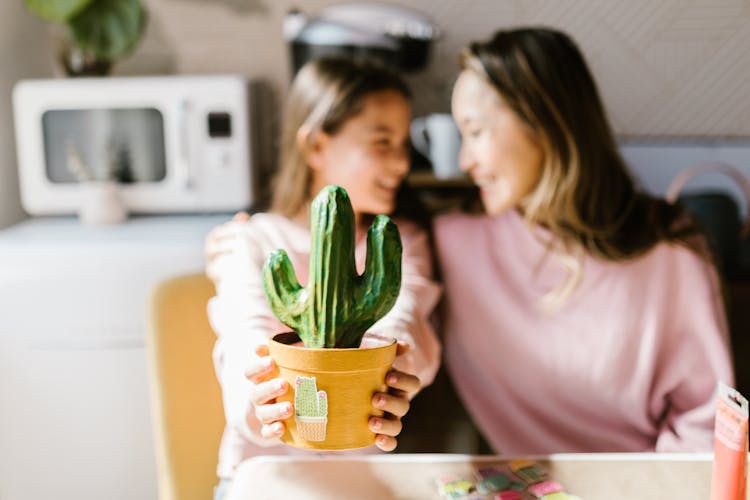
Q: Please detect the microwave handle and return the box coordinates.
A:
[177,100,193,189]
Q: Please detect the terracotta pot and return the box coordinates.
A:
[268,332,397,450]
[59,44,112,77]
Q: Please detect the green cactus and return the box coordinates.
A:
[294,376,327,417]
[262,185,402,348]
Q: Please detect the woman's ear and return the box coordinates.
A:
[297,126,328,171]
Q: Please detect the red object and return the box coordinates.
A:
[710,383,748,500]
[495,491,523,500]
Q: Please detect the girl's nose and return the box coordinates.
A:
[390,147,410,177]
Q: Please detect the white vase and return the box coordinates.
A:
[78,181,128,225]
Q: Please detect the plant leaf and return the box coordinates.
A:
[24,0,94,22]
[69,0,147,60]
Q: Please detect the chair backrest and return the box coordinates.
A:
[146,273,224,500]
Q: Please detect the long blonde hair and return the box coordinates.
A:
[270,56,411,217]
[462,28,708,305]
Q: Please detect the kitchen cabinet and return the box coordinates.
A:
[0,215,227,500]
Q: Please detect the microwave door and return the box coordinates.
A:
[176,99,193,190]
[41,108,167,185]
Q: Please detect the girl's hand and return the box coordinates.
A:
[369,341,421,452]
[246,344,291,440]
[247,340,421,450]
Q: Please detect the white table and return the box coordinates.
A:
[225,452,740,500]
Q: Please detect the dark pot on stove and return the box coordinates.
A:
[284,3,438,76]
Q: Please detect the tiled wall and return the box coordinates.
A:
[129,0,750,136]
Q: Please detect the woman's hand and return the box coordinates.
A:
[368,341,421,451]
[246,344,291,441]
[205,211,251,279]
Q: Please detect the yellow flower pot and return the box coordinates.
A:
[268,332,397,450]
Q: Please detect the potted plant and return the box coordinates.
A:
[65,139,130,225]
[263,185,402,449]
[24,0,147,76]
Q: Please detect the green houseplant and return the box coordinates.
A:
[24,0,147,76]
[263,185,403,449]
[263,184,402,348]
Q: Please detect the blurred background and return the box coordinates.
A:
[1,1,750,500]
[3,0,750,228]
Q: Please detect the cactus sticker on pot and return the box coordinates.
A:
[262,185,402,348]
[294,376,328,441]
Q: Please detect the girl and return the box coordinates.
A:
[435,27,733,454]
[206,56,441,497]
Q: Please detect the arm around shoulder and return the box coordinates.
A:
[369,220,442,389]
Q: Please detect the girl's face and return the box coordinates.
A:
[451,69,544,215]
[308,90,411,219]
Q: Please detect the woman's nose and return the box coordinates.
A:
[458,145,475,173]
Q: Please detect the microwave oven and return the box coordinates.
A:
[12,75,255,215]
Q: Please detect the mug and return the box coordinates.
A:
[410,113,462,179]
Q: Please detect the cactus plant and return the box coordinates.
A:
[262,185,402,348]
[295,376,328,418]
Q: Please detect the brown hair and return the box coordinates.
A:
[270,56,412,218]
[462,27,711,305]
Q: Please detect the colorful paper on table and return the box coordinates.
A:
[495,491,523,500]
[528,480,564,497]
[436,460,582,500]
[436,474,476,499]
[510,459,548,484]
[475,467,512,493]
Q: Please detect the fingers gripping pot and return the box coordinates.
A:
[263,185,401,449]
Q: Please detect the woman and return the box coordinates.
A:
[435,27,733,454]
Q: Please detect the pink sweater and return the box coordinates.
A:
[207,213,441,478]
[434,210,733,454]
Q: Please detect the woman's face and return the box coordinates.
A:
[308,89,411,218]
[451,69,544,215]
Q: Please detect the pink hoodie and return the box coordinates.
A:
[434,209,733,454]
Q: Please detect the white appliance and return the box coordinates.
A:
[12,75,255,215]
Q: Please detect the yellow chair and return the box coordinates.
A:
[146,273,225,500]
